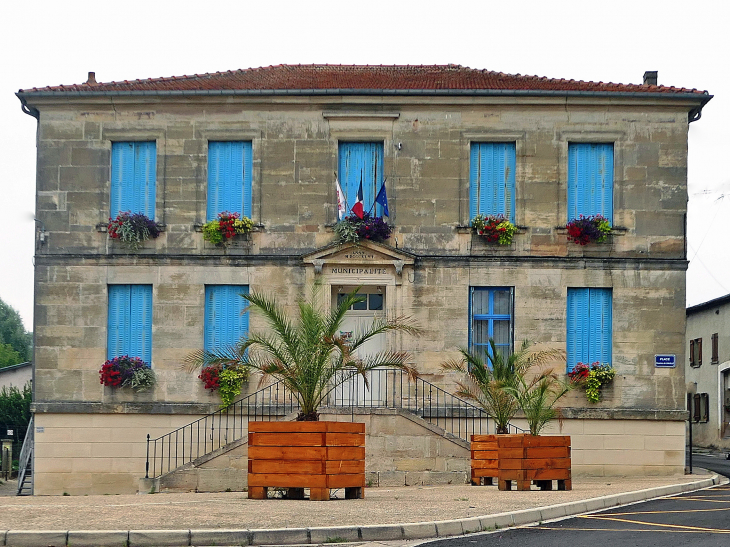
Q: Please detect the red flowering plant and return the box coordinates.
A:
[335,213,392,244]
[99,355,156,392]
[566,215,611,245]
[107,212,161,251]
[201,211,254,246]
[197,363,249,407]
[471,214,518,245]
[198,365,221,391]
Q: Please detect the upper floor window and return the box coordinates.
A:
[690,337,702,367]
[567,143,613,223]
[470,287,513,361]
[567,288,612,372]
[204,285,249,353]
[111,142,156,218]
[712,333,719,364]
[207,141,253,221]
[107,285,152,363]
[338,142,384,216]
[469,143,516,221]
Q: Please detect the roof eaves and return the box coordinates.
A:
[686,293,730,315]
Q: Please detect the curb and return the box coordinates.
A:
[1,475,721,547]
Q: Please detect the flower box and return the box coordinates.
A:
[247,421,365,501]
[497,434,571,491]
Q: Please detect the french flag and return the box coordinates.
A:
[351,179,364,219]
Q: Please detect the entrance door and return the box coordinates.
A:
[723,370,730,439]
[332,286,387,406]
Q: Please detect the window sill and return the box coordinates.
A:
[96,223,166,233]
[457,225,528,234]
[193,223,265,232]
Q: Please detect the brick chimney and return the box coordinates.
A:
[643,71,658,86]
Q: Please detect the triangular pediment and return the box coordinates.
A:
[302,240,415,268]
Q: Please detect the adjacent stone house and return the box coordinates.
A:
[17,65,711,494]
[686,294,730,450]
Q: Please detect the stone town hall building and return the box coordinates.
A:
[17,65,710,495]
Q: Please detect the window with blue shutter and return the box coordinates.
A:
[338,142,384,216]
[204,285,250,353]
[470,287,513,361]
[107,285,153,364]
[207,141,253,221]
[111,142,157,218]
[566,288,612,372]
[469,143,516,221]
[567,143,613,223]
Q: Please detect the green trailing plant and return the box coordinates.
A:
[441,340,564,434]
[218,366,249,407]
[186,284,420,420]
[566,215,611,245]
[568,362,615,403]
[334,213,392,244]
[471,214,518,245]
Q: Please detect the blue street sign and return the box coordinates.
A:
[655,354,676,368]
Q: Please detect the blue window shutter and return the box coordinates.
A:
[567,288,591,371]
[108,285,152,364]
[568,143,613,223]
[469,143,516,220]
[111,142,156,218]
[205,285,249,353]
[207,142,252,220]
[338,143,383,216]
[589,289,612,365]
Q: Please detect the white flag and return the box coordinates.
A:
[336,176,347,220]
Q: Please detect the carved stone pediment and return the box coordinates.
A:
[302,241,415,276]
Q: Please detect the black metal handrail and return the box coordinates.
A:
[146,380,297,479]
[145,369,525,479]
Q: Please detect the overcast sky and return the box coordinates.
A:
[1,0,728,331]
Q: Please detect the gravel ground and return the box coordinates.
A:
[0,475,708,531]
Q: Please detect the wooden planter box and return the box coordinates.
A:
[247,421,365,501]
[497,434,571,491]
[470,434,499,485]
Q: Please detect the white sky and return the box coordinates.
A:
[1,0,729,331]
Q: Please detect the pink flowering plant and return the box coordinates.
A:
[335,213,392,244]
[99,355,156,392]
[568,361,615,403]
[471,214,517,245]
[566,215,611,245]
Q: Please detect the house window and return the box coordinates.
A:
[204,285,250,353]
[470,287,513,361]
[207,141,253,221]
[567,143,613,223]
[690,338,702,367]
[469,142,516,221]
[693,393,710,423]
[111,142,156,218]
[712,333,719,364]
[566,288,612,372]
[338,142,384,216]
[107,285,153,363]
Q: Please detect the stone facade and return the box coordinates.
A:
[686,294,730,450]
[18,66,709,494]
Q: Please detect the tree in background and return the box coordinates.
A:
[0,298,31,367]
[0,382,32,457]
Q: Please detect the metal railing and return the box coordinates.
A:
[146,369,524,479]
[146,381,297,479]
[17,415,33,496]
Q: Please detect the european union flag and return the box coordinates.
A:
[375,182,389,217]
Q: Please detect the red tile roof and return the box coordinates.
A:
[19,64,707,95]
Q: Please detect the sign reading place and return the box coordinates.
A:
[655,354,676,368]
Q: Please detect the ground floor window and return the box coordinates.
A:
[566,287,612,372]
[204,285,249,352]
[107,284,152,363]
[470,287,513,361]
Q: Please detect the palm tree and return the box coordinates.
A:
[505,369,572,436]
[441,340,564,434]
[186,285,420,421]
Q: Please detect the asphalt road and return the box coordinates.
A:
[421,455,730,547]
